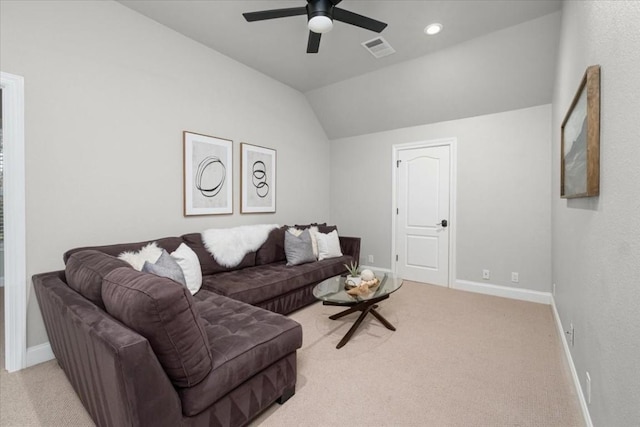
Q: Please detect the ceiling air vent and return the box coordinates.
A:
[361,36,395,58]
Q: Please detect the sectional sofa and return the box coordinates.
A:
[32,224,361,427]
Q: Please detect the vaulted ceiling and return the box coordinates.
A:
[118,0,562,139]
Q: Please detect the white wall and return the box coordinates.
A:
[0,0,331,348]
[552,1,640,425]
[307,12,560,140]
[331,104,551,292]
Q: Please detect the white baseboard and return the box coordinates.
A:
[360,265,392,273]
[453,279,552,305]
[551,298,593,427]
[26,342,55,367]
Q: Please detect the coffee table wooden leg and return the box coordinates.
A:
[328,295,392,348]
[336,306,372,349]
[370,308,396,331]
[329,305,361,320]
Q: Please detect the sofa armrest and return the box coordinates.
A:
[33,271,183,427]
[339,236,361,263]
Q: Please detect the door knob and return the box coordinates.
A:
[437,219,448,227]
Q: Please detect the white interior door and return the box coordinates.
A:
[396,145,450,286]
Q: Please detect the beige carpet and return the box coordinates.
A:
[252,281,583,426]
[1,286,4,369]
[0,282,583,426]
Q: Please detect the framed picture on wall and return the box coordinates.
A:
[183,131,233,216]
[240,143,276,213]
[561,65,601,198]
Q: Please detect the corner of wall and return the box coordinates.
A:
[26,342,55,368]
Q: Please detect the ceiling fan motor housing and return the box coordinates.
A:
[307,0,335,19]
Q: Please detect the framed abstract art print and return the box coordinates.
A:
[240,143,276,213]
[183,131,233,215]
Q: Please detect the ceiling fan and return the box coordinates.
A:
[243,0,388,53]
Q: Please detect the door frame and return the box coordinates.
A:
[391,138,457,287]
[1,71,27,372]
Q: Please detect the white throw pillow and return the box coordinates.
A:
[316,230,343,261]
[171,243,203,295]
[118,242,163,271]
[308,226,320,259]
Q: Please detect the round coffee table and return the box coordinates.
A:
[313,272,403,349]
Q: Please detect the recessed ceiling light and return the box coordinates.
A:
[424,23,443,36]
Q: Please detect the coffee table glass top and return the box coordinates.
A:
[313,271,403,304]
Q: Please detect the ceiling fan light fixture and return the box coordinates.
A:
[424,23,443,36]
[308,15,333,33]
[243,0,387,53]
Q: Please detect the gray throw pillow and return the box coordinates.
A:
[142,249,187,286]
[284,229,316,266]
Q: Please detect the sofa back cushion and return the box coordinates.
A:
[255,226,287,265]
[293,223,337,235]
[318,224,338,234]
[294,222,325,230]
[65,250,132,309]
[102,267,213,388]
[181,233,256,275]
[63,237,184,264]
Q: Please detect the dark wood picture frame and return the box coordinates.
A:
[561,65,601,198]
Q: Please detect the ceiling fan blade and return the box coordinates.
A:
[307,31,321,53]
[333,7,387,33]
[243,7,307,22]
[328,0,343,5]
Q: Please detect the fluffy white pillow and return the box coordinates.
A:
[316,230,343,261]
[118,242,163,271]
[170,243,202,295]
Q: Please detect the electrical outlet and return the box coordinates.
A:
[586,372,591,404]
[368,255,374,263]
[511,272,519,283]
[482,269,490,280]
[566,323,575,347]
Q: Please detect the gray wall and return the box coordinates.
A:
[330,105,551,292]
[552,1,640,425]
[0,0,331,347]
[306,12,560,140]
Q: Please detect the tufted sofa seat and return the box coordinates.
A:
[180,290,302,416]
[202,256,353,312]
